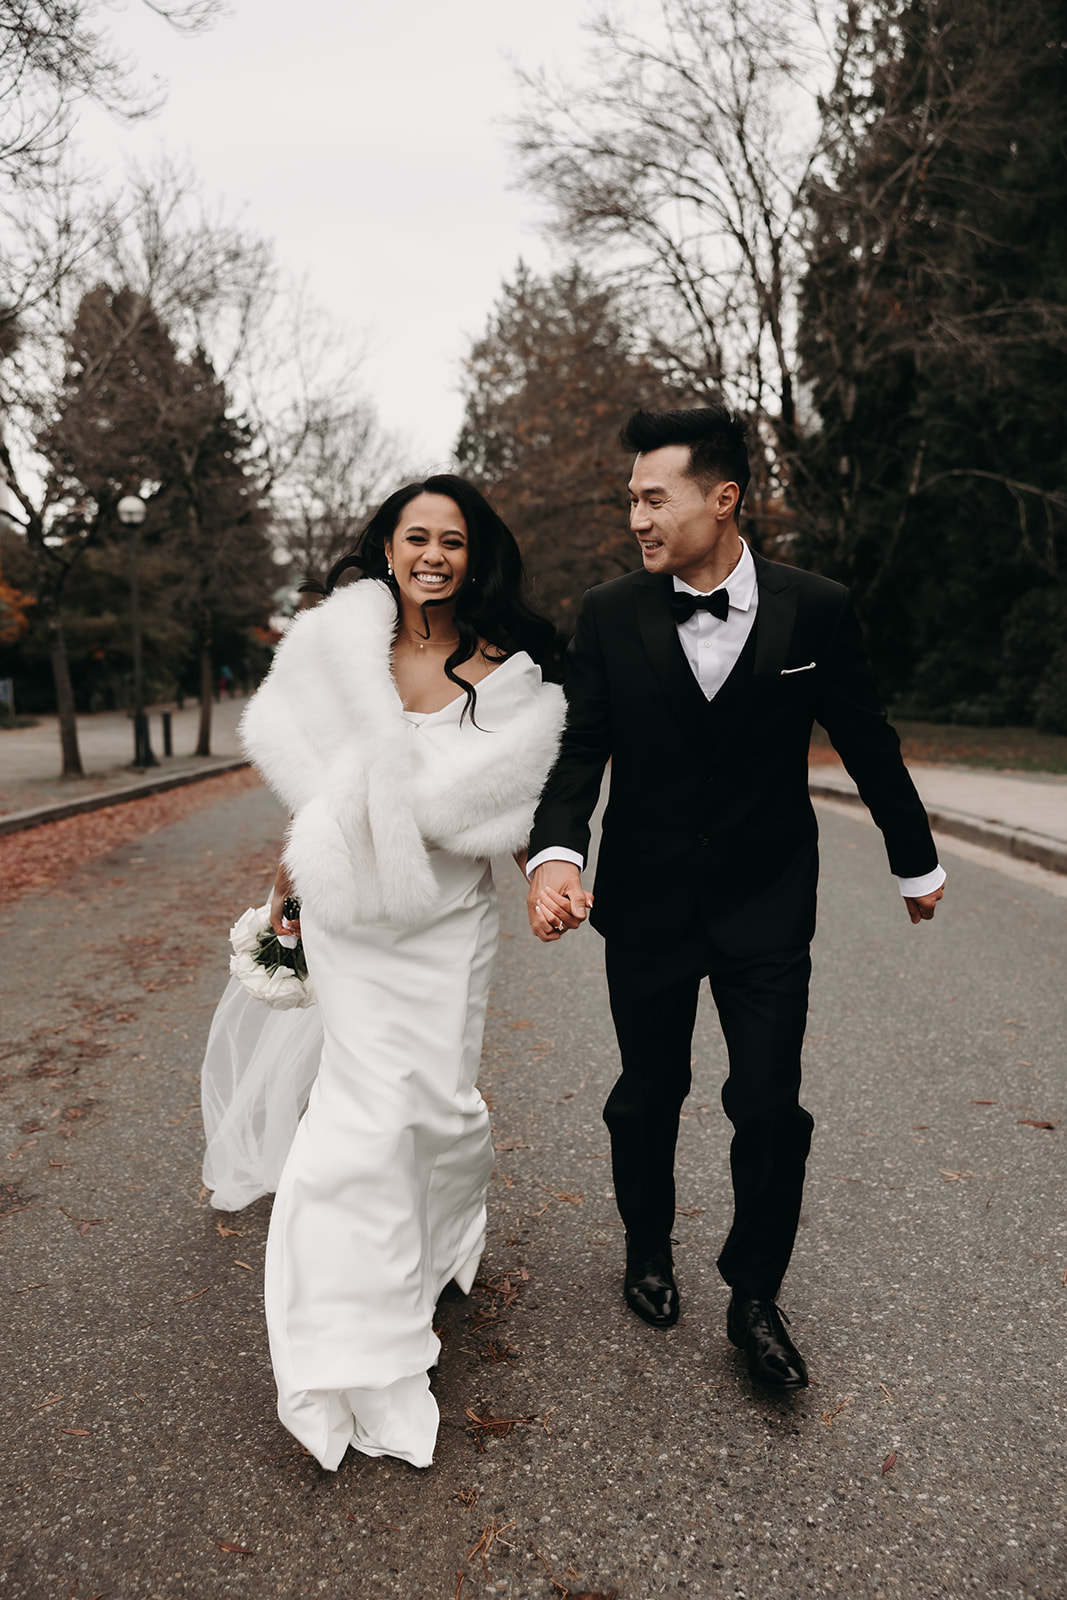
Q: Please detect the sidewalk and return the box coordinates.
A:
[3,699,1066,872]
[0,699,248,830]
[810,753,1067,875]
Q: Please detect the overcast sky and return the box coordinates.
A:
[73,0,613,463]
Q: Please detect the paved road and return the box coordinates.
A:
[1,783,1064,1599]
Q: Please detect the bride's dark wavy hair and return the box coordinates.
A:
[300,474,557,723]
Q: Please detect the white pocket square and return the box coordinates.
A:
[780,661,816,674]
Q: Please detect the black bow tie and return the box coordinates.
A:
[670,587,730,625]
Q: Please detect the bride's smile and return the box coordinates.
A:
[385,493,471,614]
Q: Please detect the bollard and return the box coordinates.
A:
[161,710,173,757]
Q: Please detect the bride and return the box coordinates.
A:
[200,475,565,1471]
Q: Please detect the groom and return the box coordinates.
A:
[525,407,944,1389]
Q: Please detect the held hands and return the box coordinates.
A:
[904,886,944,924]
[527,861,594,943]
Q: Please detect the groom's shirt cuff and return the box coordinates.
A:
[896,864,946,897]
[528,850,945,898]
[526,847,585,880]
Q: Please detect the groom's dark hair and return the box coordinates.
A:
[621,406,750,508]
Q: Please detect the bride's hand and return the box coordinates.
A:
[270,861,300,938]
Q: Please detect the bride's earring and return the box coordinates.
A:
[387,561,393,577]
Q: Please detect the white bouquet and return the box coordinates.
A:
[229,902,315,1010]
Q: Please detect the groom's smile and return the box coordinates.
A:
[628,443,743,590]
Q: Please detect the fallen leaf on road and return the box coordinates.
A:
[511,1019,534,1030]
[494,1137,529,1152]
[0,768,261,904]
[59,1206,110,1233]
[971,1099,997,1105]
[882,1452,898,1475]
[822,1396,852,1425]
[540,1184,583,1204]
[60,1428,90,1436]
[175,1285,213,1303]
[32,1395,65,1410]
[465,1409,534,1450]
[214,1540,255,1555]
[479,1339,520,1365]
[1017,1119,1056,1130]
[466,1518,516,1577]
[233,1260,253,1271]
[216,1222,243,1238]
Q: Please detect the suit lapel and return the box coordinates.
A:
[752,553,799,682]
[632,555,801,730]
[634,573,710,724]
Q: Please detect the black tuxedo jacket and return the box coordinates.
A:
[529,554,938,959]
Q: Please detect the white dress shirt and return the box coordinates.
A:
[528,542,945,900]
[673,536,759,698]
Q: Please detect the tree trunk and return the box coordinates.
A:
[47,607,84,778]
[196,636,213,756]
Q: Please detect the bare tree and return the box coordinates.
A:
[0,162,275,773]
[243,285,407,590]
[271,403,405,592]
[511,0,841,520]
[0,168,118,773]
[0,0,222,190]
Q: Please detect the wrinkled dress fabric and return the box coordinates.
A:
[203,700,501,1472]
[264,835,497,1470]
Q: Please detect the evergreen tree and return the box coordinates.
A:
[13,284,275,748]
[455,264,683,626]
[795,0,1067,725]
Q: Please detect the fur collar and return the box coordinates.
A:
[240,580,565,931]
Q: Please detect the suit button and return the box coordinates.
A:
[697,834,709,847]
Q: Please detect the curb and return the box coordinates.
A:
[809,780,1067,878]
[0,758,250,838]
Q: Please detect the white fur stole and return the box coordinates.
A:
[239,580,565,931]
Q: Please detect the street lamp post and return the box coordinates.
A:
[116,493,157,769]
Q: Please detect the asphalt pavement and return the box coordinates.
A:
[1,781,1064,1599]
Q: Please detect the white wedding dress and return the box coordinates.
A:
[201,698,504,1471]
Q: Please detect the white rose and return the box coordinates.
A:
[262,967,303,1010]
[230,904,268,956]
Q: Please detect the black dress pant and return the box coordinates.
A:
[603,934,815,1303]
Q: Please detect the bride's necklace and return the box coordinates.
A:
[403,629,459,653]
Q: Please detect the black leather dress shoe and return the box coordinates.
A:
[727,1295,809,1389]
[623,1239,679,1328]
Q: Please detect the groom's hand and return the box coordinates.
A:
[527,862,593,942]
[904,886,944,924]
